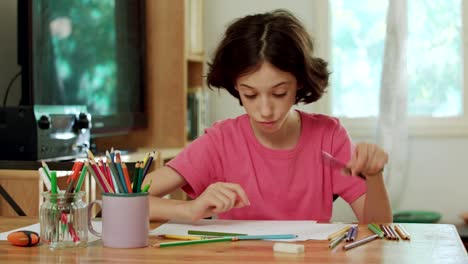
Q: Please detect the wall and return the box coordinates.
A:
[0,0,21,107]
[204,0,468,224]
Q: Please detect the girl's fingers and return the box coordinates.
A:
[207,194,229,213]
[222,183,250,206]
[348,143,388,177]
[352,144,368,176]
[216,188,237,211]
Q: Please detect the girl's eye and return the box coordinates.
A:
[273,93,287,98]
[244,94,257,99]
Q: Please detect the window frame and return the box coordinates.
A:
[310,0,468,138]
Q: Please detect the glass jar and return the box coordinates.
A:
[39,191,88,248]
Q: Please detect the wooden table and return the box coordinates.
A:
[0,217,467,263]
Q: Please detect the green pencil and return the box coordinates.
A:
[142,179,152,192]
[74,165,88,193]
[50,171,58,194]
[367,224,384,238]
[188,230,248,237]
[154,237,235,248]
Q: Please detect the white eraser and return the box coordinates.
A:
[273,242,304,254]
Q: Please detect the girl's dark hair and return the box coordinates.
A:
[206,9,330,105]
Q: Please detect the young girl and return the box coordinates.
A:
[144,9,392,223]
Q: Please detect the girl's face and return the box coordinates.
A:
[236,62,298,134]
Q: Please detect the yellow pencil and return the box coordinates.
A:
[327,226,351,240]
[87,149,96,161]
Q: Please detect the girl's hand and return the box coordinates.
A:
[186,182,250,221]
[346,143,388,178]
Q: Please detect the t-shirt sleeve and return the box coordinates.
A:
[166,130,223,199]
[330,122,367,204]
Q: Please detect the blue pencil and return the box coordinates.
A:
[234,234,297,240]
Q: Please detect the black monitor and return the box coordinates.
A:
[17,0,147,137]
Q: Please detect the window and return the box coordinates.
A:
[313,0,468,136]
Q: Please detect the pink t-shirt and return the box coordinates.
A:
[167,111,366,221]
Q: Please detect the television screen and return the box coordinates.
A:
[19,0,146,136]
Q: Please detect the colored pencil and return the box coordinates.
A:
[90,160,113,193]
[385,225,400,240]
[50,170,58,194]
[87,149,96,162]
[74,164,88,193]
[350,225,358,241]
[346,226,355,242]
[162,234,210,240]
[106,156,123,193]
[370,223,384,233]
[327,226,351,240]
[121,162,133,193]
[188,230,248,237]
[132,162,140,193]
[87,163,105,192]
[141,151,154,182]
[154,237,235,248]
[235,234,297,240]
[329,231,347,249]
[395,224,411,240]
[115,152,128,193]
[380,224,391,239]
[67,162,79,184]
[142,152,150,168]
[141,179,152,193]
[41,161,52,181]
[368,224,384,238]
[137,162,144,192]
[343,234,379,250]
[38,168,52,191]
[103,162,114,191]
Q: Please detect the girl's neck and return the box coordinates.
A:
[252,110,301,150]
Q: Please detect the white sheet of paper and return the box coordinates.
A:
[150,220,350,241]
[0,222,102,244]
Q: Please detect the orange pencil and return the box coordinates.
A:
[67,162,79,184]
[121,162,133,193]
[395,224,410,240]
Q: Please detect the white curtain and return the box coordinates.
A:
[376,0,409,209]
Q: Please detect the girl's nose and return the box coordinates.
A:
[258,98,273,118]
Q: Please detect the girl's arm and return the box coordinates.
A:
[143,167,250,221]
[350,173,393,223]
[348,143,393,223]
[143,166,193,221]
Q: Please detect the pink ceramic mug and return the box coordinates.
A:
[88,192,149,248]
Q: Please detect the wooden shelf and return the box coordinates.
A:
[95,0,205,151]
[187,53,204,63]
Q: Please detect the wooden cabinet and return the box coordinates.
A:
[95,0,205,151]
